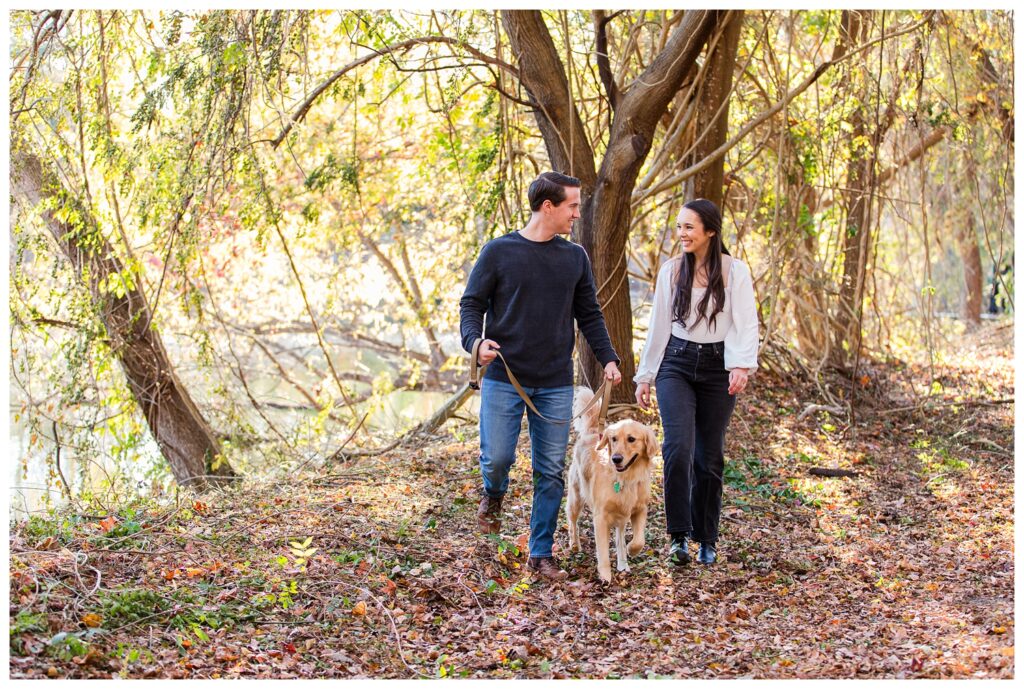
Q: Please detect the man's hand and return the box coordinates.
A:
[635,382,652,410]
[604,361,622,385]
[477,339,500,365]
[728,367,750,395]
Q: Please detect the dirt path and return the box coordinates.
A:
[9,326,1014,678]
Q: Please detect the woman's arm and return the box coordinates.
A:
[634,259,678,387]
[724,260,759,374]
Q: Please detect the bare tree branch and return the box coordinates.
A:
[271,36,519,148]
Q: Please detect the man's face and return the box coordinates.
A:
[547,185,581,234]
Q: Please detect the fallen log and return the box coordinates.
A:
[808,467,857,478]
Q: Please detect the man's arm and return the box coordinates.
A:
[459,244,497,354]
[572,251,620,369]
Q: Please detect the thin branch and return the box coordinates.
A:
[271,36,518,148]
[635,12,935,202]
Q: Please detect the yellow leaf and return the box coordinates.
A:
[992,625,1007,634]
[352,601,367,616]
[82,613,102,628]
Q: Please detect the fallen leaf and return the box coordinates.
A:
[82,613,102,628]
[352,601,367,616]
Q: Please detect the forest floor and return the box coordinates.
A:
[8,322,1015,679]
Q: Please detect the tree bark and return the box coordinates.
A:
[687,11,744,209]
[502,10,720,401]
[957,211,984,328]
[831,10,874,364]
[11,150,235,490]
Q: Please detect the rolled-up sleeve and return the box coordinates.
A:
[634,259,678,385]
[724,261,759,371]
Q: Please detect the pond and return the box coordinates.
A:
[8,387,481,519]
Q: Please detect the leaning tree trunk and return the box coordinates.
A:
[502,9,720,402]
[11,150,235,490]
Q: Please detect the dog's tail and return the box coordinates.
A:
[572,386,600,438]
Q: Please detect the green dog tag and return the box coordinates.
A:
[614,481,621,493]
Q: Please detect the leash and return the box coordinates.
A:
[470,338,611,429]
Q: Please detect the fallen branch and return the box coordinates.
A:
[798,404,846,421]
[808,467,857,478]
[327,382,475,462]
[876,397,1014,415]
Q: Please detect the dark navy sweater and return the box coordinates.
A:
[459,232,619,388]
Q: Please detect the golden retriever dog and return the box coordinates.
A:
[566,386,658,583]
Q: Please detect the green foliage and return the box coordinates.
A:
[11,610,48,637]
[47,632,91,661]
[725,454,810,507]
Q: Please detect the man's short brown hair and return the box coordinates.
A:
[528,171,582,211]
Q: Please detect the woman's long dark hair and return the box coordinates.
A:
[673,198,731,331]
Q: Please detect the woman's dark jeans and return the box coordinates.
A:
[656,335,736,544]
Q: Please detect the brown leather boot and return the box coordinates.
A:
[477,494,503,534]
[528,556,568,581]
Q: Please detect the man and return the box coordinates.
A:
[460,171,622,581]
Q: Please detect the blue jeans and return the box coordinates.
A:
[479,378,573,558]
[656,336,736,544]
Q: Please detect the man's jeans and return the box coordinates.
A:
[479,378,573,559]
[655,336,736,544]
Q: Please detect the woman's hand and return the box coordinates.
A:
[728,368,749,395]
[635,382,652,410]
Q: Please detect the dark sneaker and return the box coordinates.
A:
[668,535,691,566]
[697,542,717,565]
[527,556,568,581]
[477,494,503,534]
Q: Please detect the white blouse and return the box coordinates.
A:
[634,256,759,384]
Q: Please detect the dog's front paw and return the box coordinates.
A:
[627,541,645,557]
[597,566,612,583]
[616,561,630,573]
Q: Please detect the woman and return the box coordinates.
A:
[634,199,759,565]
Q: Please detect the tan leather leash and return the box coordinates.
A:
[470,337,611,429]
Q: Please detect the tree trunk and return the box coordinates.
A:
[831,10,874,364]
[11,150,235,490]
[957,211,984,328]
[687,11,744,209]
[502,10,720,402]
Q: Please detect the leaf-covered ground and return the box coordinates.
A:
[9,324,1014,678]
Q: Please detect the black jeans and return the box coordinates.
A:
[655,336,736,544]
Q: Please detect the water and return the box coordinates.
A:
[8,388,481,518]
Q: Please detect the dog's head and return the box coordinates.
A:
[597,419,659,473]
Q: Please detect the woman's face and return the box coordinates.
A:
[676,208,715,257]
